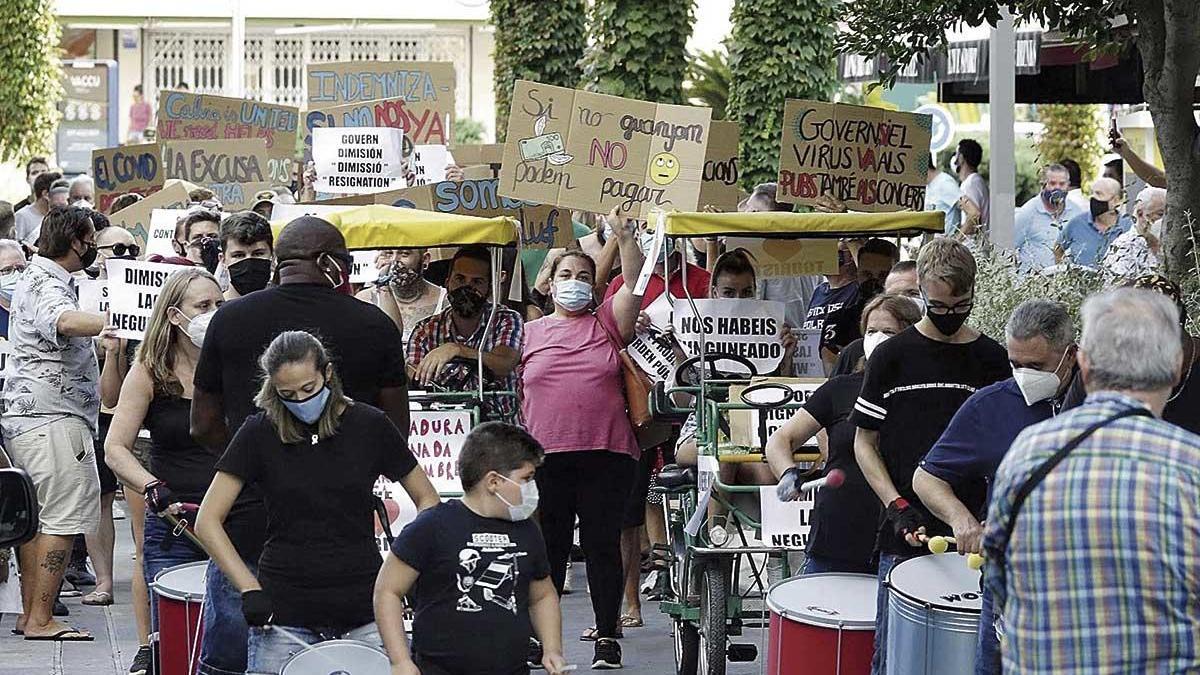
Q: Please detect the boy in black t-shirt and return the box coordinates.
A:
[848,238,1010,675]
[376,423,569,675]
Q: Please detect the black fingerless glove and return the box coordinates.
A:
[241,589,274,627]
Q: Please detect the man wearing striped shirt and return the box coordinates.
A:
[850,238,1010,675]
[984,288,1200,674]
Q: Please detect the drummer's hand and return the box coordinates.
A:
[391,661,421,675]
[952,516,984,555]
[415,343,462,387]
[904,526,928,548]
[775,467,801,502]
[543,651,569,675]
[635,311,652,335]
[143,480,174,515]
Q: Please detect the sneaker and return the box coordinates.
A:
[53,598,70,617]
[527,637,544,670]
[562,561,574,594]
[646,569,670,601]
[66,566,96,587]
[129,645,152,675]
[592,637,623,669]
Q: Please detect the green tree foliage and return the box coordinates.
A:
[1036,104,1103,189]
[490,0,586,142]
[582,1,694,104]
[684,50,731,120]
[0,0,63,162]
[453,118,487,145]
[838,0,1200,278]
[726,0,839,190]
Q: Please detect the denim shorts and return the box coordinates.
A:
[246,622,382,675]
[142,510,207,631]
[198,559,257,675]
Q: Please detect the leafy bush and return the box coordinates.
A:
[0,0,63,161]
[453,118,487,145]
[1035,104,1103,189]
[582,1,693,104]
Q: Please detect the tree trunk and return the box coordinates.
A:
[1136,0,1200,278]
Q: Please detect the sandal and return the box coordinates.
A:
[82,591,113,606]
[580,625,624,642]
[619,614,644,628]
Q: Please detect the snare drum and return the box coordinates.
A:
[885,554,981,675]
[280,639,390,674]
[766,573,877,674]
[151,561,207,675]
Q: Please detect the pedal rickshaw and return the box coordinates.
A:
[646,209,944,675]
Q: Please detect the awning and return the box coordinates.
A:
[661,210,944,240]
[272,204,519,250]
[839,31,1042,84]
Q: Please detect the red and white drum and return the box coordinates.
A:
[766,573,877,675]
[152,561,207,675]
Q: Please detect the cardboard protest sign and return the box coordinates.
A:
[498,80,712,218]
[106,259,185,339]
[92,143,164,213]
[673,299,786,375]
[759,485,815,549]
[108,180,193,253]
[77,278,108,315]
[698,121,741,212]
[729,378,825,450]
[146,209,190,259]
[313,127,406,195]
[726,237,839,278]
[410,145,448,186]
[380,179,573,250]
[303,93,453,162]
[627,294,676,383]
[777,100,932,212]
[160,139,271,210]
[156,91,299,182]
[450,144,504,167]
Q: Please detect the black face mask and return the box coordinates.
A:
[77,242,98,269]
[928,309,971,337]
[228,257,272,295]
[1089,197,1111,220]
[199,237,222,273]
[448,286,485,318]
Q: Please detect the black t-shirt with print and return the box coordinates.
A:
[215,403,417,628]
[803,280,863,354]
[391,499,550,675]
[848,326,1010,554]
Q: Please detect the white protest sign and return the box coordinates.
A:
[372,476,420,556]
[729,378,825,450]
[759,485,815,549]
[106,259,182,339]
[313,127,406,195]
[626,293,676,383]
[146,209,189,259]
[351,250,382,284]
[77,278,109,315]
[792,329,824,377]
[673,299,786,375]
[0,338,12,383]
[409,144,448,186]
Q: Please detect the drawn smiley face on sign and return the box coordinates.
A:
[649,152,680,185]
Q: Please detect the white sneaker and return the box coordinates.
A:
[563,561,574,594]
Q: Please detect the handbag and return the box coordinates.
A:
[595,313,654,429]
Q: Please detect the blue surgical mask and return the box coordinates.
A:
[552,278,593,312]
[0,272,20,300]
[280,383,331,425]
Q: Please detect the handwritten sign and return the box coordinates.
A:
[109,181,192,253]
[313,127,406,195]
[146,209,190,259]
[410,145,448,186]
[106,259,184,339]
[759,485,815,549]
[777,100,932,212]
[411,409,471,493]
[726,237,839,279]
[498,80,712,218]
[156,91,298,183]
[729,378,825,450]
[673,299,786,375]
[450,144,504,167]
[304,94,452,163]
[161,139,271,210]
[381,179,573,250]
[92,143,163,213]
[307,61,456,107]
[698,121,741,212]
[627,294,676,382]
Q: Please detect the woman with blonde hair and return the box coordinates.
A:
[104,267,225,628]
[196,330,417,673]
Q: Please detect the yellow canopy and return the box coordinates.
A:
[661,210,944,239]
[272,204,520,250]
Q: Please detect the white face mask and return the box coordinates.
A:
[495,475,539,522]
[175,308,216,348]
[1011,348,1069,406]
[906,295,926,314]
[552,278,593,312]
[951,155,961,174]
[863,331,890,360]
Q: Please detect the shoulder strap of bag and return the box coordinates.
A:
[1000,406,1152,553]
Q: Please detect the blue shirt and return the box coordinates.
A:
[924,171,961,234]
[1012,195,1083,272]
[1055,211,1132,267]
[920,378,1054,502]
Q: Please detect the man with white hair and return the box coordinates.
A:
[68,175,94,207]
[983,288,1200,674]
[0,238,27,338]
[1103,186,1167,277]
[1053,176,1132,267]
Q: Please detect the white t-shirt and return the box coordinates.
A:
[13,205,43,245]
[960,172,990,226]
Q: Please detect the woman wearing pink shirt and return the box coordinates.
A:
[520,213,643,669]
[128,85,153,143]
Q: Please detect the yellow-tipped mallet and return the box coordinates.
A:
[928,535,955,554]
[968,553,985,570]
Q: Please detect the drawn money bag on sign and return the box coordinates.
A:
[518,113,574,165]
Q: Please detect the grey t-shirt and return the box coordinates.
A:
[14,205,44,246]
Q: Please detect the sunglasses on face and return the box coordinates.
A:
[100,243,140,257]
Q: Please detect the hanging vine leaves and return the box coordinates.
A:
[581,0,694,104]
[0,0,63,162]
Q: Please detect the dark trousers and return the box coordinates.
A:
[537,450,636,639]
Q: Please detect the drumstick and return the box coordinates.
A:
[159,512,208,552]
[928,535,956,554]
[968,553,985,570]
[799,468,845,492]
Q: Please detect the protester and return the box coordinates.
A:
[767,294,921,574]
[984,288,1200,673]
[849,238,1010,675]
[408,245,523,422]
[13,156,49,212]
[925,153,961,234]
[69,175,95,208]
[0,238,26,338]
[356,247,445,341]
[830,261,920,378]
[108,192,143,215]
[1103,186,1166,278]
[191,216,438,674]
[4,206,111,641]
[802,240,862,371]
[1109,130,1167,188]
[856,238,900,298]
[1054,176,1131,267]
[1013,164,1083,272]
[14,170,62,245]
[954,139,989,236]
[219,211,274,299]
[197,331,418,674]
[913,299,1077,675]
[176,209,223,272]
[520,214,642,669]
[128,84,154,143]
[0,200,13,240]
[375,422,569,675]
[740,182,819,329]
[94,222,140,271]
[1102,154,1123,182]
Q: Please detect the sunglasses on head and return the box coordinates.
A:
[100,243,140,257]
